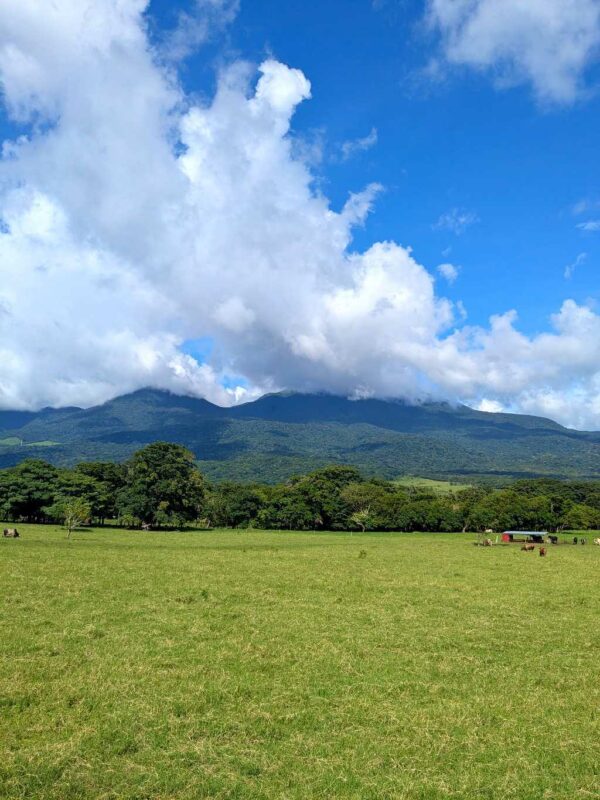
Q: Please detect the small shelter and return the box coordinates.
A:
[502,530,547,544]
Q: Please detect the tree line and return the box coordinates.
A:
[1,441,599,532]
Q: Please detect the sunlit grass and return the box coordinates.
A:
[1,525,598,799]
[393,476,471,494]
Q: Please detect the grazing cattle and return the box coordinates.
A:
[521,543,535,552]
[593,538,600,546]
[580,538,586,545]
[539,547,546,557]
[3,528,19,538]
[548,535,558,545]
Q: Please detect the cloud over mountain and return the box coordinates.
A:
[0,0,599,429]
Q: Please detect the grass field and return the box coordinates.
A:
[393,477,471,494]
[0,438,58,447]
[1,526,599,799]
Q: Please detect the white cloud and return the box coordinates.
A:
[433,208,478,234]
[213,296,256,333]
[161,0,239,61]
[437,262,459,283]
[564,252,587,278]
[340,127,378,160]
[0,1,599,429]
[427,0,600,104]
[476,398,504,413]
[577,219,600,231]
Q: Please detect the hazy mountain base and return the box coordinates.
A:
[0,389,598,483]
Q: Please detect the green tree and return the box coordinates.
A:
[206,482,263,527]
[118,442,205,529]
[560,503,600,531]
[294,465,362,529]
[48,497,92,538]
[349,508,374,532]
[75,462,127,521]
[55,471,107,522]
[0,460,59,522]
[256,485,316,530]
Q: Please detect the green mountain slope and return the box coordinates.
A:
[0,388,598,482]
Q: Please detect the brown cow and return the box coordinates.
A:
[521,543,535,552]
[539,547,546,557]
[3,528,19,538]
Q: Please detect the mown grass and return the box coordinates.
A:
[1,526,598,800]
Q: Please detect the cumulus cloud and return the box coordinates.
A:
[427,0,600,104]
[0,0,599,429]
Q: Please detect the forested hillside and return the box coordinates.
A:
[0,389,598,482]
[1,443,599,532]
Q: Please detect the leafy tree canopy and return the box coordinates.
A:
[118,442,205,528]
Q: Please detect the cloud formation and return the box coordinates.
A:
[161,0,239,61]
[564,252,587,279]
[427,0,600,104]
[340,127,378,160]
[0,0,599,429]
[433,208,478,235]
[577,220,600,232]
[437,262,459,283]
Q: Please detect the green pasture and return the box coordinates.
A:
[0,438,58,448]
[1,526,598,799]
[393,476,471,494]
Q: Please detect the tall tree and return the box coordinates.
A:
[207,482,263,528]
[118,442,205,528]
[295,465,363,529]
[0,459,59,522]
[76,462,126,521]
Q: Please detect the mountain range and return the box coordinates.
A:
[0,388,599,483]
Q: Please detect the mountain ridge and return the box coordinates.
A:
[0,388,598,482]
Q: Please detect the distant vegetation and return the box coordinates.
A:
[1,442,599,532]
[1,389,599,483]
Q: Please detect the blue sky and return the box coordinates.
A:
[0,0,599,427]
